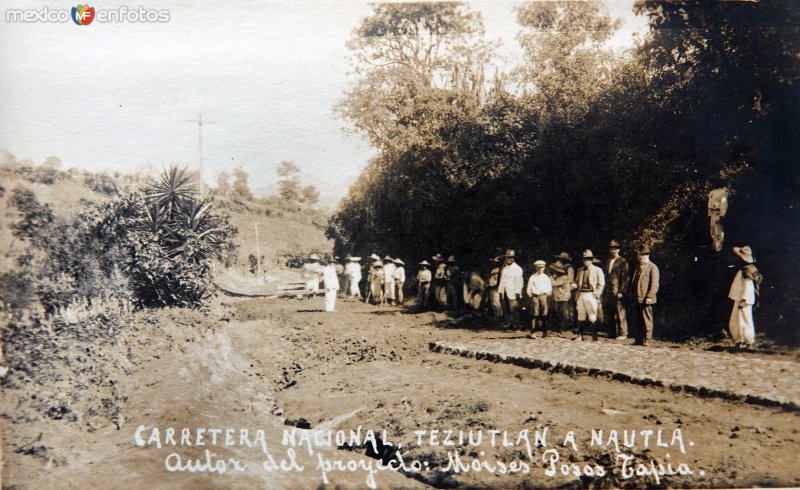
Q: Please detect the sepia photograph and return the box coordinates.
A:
[0,0,798,488]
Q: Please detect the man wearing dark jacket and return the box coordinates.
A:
[631,246,660,346]
[605,240,631,340]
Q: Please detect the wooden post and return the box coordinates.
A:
[254,222,262,280]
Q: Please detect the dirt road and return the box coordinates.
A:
[3,295,799,488]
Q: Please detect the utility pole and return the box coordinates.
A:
[187,114,214,195]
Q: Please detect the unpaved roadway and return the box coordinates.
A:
[3,295,799,488]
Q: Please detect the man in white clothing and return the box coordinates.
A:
[728,245,762,348]
[498,249,524,328]
[382,255,397,305]
[303,253,322,300]
[526,260,552,337]
[344,256,362,299]
[393,258,406,305]
[321,259,340,312]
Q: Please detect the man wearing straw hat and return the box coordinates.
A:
[487,256,503,318]
[344,255,363,300]
[321,257,340,312]
[498,249,524,328]
[383,255,397,306]
[445,255,462,310]
[728,245,763,348]
[417,260,432,308]
[303,253,323,299]
[549,252,575,332]
[431,254,448,310]
[393,258,406,305]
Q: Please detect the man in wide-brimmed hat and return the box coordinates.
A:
[416,260,432,308]
[344,255,363,299]
[631,245,659,346]
[498,249,524,328]
[303,253,323,298]
[728,245,762,348]
[575,250,605,341]
[334,256,347,298]
[368,260,384,304]
[431,253,448,310]
[393,258,406,305]
[382,255,397,305]
[445,255,462,310]
[550,252,576,332]
[321,257,340,312]
[605,240,631,341]
[487,256,503,318]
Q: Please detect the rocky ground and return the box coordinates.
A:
[2,294,799,488]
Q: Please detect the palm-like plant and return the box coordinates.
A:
[124,165,237,307]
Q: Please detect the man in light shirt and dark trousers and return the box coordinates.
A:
[526,260,552,337]
[498,249,524,328]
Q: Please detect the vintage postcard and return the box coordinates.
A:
[1,0,798,488]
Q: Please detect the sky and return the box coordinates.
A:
[0,0,649,209]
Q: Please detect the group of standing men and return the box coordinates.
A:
[331,254,407,306]
[483,241,660,346]
[304,238,762,349]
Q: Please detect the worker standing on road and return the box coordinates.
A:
[369,261,384,305]
[487,256,503,318]
[345,255,363,300]
[631,246,659,346]
[728,246,762,349]
[417,261,432,309]
[445,256,461,310]
[393,259,406,306]
[383,255,397,306]
[575,250,605,341]
[526,260,552,337]
[321,258,340,312]
[431,254,448,310]
[498,250,524,328]
[302,253,322,299]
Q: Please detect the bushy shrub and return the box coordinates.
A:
[6,166,238,312]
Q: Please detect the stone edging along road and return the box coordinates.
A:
[429,338,800,411]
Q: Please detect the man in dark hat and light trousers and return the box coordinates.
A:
[575,250,605,341]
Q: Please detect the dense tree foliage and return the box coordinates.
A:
[329,1,799,342]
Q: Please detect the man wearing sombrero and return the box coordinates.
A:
[416,260,432,308]
[550,252,575,332]
[728,245,763,348]
[344,255,363,300]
